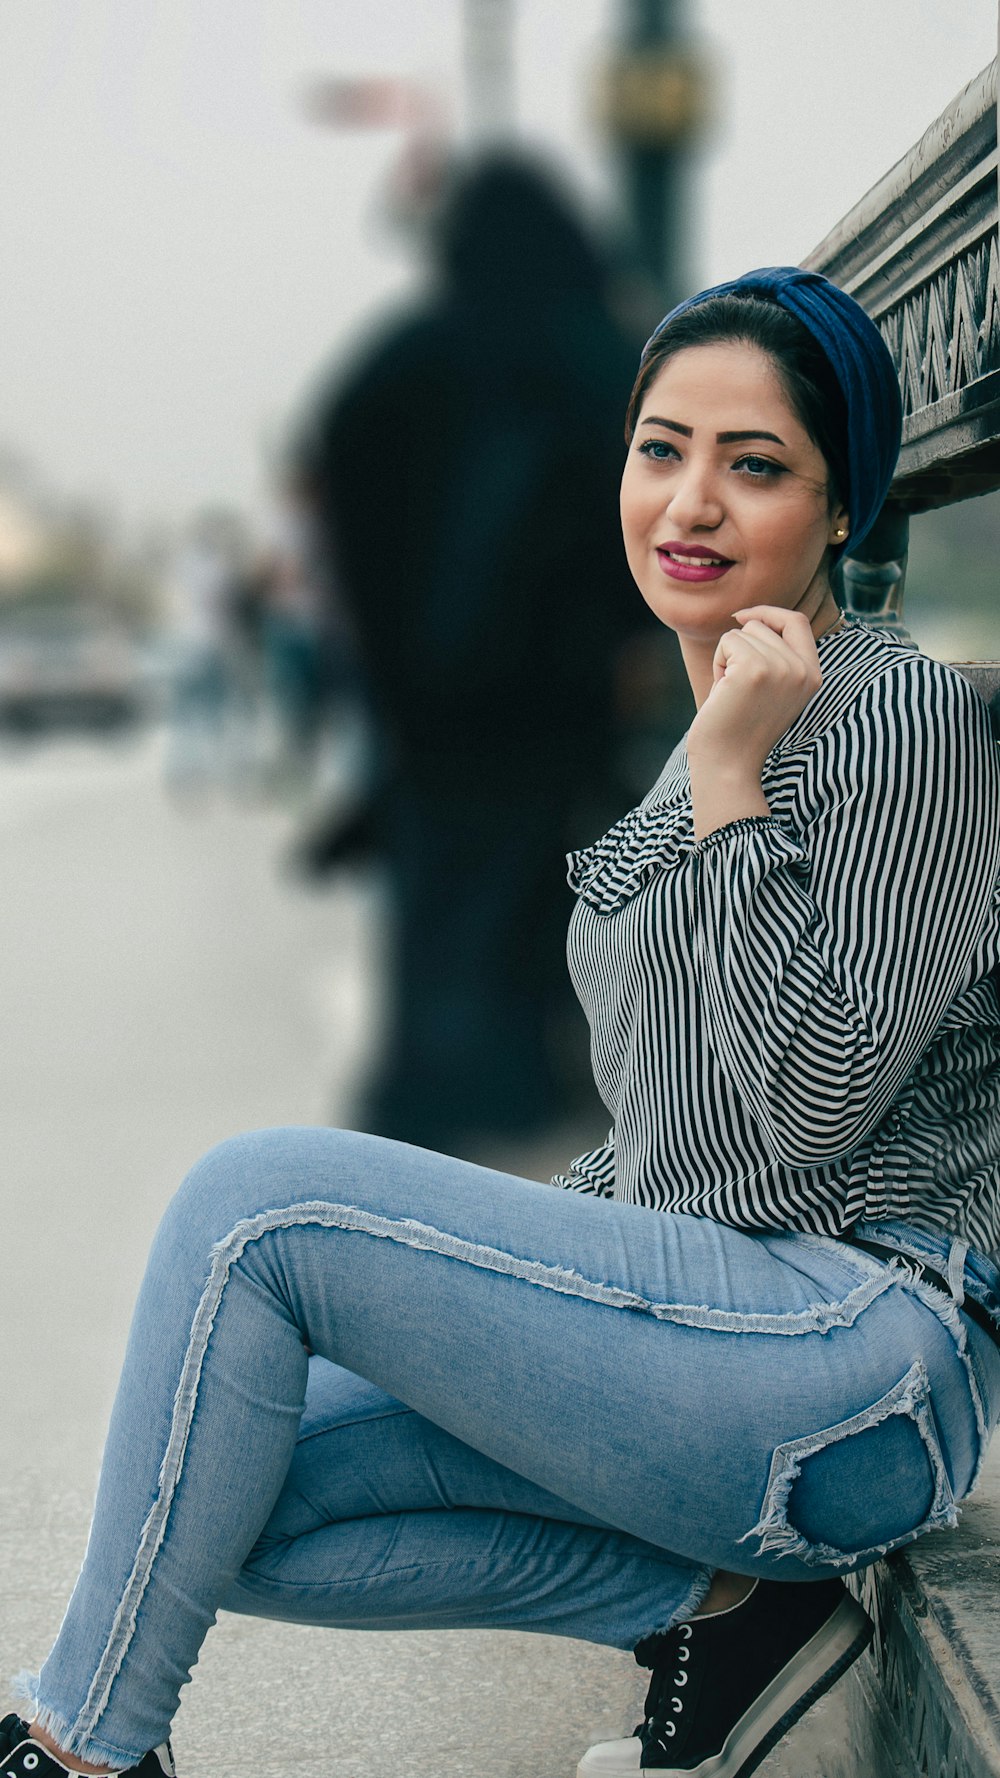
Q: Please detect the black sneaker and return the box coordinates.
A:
[0,1714,174,1777]
[576,1576,874,1776]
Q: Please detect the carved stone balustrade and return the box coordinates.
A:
[805,58,1000,507]
[799,32,1000,1778]
[803,50,1000,713]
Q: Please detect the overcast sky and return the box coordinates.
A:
[0,1,996,535]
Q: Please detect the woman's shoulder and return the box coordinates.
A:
[776,621,993,755]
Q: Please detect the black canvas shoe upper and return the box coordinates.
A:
[0,1714,174,1778]
[630,1576,872,1772]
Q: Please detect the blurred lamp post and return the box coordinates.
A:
[597,0,711,309]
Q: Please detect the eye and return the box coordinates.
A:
[733,454,785,480]
[637,438,679,462]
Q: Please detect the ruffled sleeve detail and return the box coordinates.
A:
[692,815,797,857]
[551,1128,617,1195]
[567,793,695,914]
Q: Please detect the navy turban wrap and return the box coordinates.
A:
[642,266,903,559]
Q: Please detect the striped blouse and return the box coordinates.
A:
[553,621,1000,1263]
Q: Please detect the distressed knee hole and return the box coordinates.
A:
[738,1360,958,1569]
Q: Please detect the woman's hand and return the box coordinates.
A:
[687,605,824,774]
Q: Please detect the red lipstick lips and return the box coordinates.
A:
[656,542,735,584]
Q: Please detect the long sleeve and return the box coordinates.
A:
[552,1129,617,1195]
[692,659,1000,1169]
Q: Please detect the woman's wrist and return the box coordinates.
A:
[688,754,771,842]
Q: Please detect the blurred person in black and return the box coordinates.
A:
[296,150,684,1154]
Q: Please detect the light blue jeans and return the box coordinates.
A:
[22,1128,1000,1768]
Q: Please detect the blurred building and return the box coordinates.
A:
[0,491,48,590]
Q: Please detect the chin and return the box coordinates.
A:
[642,590,737,638]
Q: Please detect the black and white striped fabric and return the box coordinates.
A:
[554,622,1000,1263]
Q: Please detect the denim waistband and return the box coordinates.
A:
[851,1218,1000,1328]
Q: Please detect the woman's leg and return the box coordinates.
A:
[20,1127,989,1768]
[221,1358,705,1637]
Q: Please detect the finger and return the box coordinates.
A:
[712,626,818,698]
[711,627,783,682]
[730,604,815,630]
[717,623,792,668]
[729,619,794,660]
[730,606,820,667]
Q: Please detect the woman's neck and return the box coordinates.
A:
[680,636,722,712]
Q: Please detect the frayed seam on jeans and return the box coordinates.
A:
[7,1682,138,1771]
[735,1358,958,1570]
[856,1252,992,1500]
[642,1564,715,1639]
[60,1196,909,1745]
[216,1202,900,1335]
[901,1264,991,1499]
[823,1238,992,1502]
[10,1670,38,1712]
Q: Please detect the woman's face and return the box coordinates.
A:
[619,342,849,645]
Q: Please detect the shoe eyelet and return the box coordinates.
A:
[672,1700,683,1713]
[663,1722,676,1737]
[679,1624,693,1640]
[677,1646,690,1662]
[674,1671,688,1686]
[24,1758,39,1772]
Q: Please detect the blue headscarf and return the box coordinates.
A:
[642,267,903,559]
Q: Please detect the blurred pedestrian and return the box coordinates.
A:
[164,508,257,796]
[297,149,682,1152]
[255,473,333,790]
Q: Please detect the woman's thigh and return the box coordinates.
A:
[152,1125,990,1578]
[253,1358,615,1545]
[228,1360,700,1641]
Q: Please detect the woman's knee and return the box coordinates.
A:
[154,1126,363,1260]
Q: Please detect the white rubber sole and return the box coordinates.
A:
[576,1592,874,1777]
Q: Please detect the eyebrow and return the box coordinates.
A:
[641,416,787,446]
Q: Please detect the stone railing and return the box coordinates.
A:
[804,49,1000,700]
[800,28,1000,1777]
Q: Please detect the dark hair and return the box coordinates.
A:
[435,153,606,302]
[624,294,849,514]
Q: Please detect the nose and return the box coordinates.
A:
[664,457,724,532]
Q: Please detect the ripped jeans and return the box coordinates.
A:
[24,1127,1000,1769]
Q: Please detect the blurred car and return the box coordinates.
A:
[0,601,146,733]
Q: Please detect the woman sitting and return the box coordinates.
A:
[4,266,1000,1778]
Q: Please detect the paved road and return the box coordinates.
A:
[0,729,842,1777]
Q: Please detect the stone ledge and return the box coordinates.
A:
[823,1443,1000,1777]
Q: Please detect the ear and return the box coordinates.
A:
[828,503,851,548]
